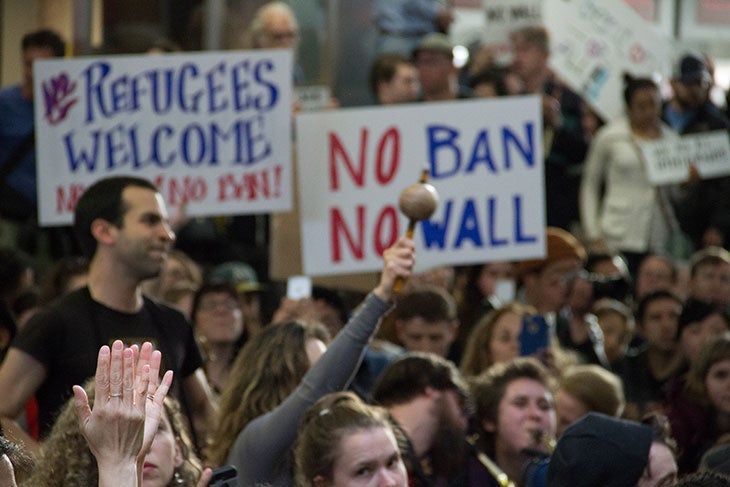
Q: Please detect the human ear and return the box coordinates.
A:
[90,218,116,246]
[174,438,184,468]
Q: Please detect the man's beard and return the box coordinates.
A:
[427,397,467,477]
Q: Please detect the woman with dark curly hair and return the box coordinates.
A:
[469,357,556,486]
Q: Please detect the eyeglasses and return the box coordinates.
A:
[267,29,299,43]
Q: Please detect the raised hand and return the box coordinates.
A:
[373,236,416,302]
[72,340,146,486]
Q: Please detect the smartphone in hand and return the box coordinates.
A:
[287,275,312,300]
[519,314,549,357]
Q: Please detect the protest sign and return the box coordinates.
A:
[296,96,545,276]
[480,0,542,58]
[294,85,331,111]
[544,0,673,121]
[640,131,730,185]
[34,50,293,226]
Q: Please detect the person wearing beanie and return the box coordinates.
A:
[519,227,608,367]
[676,470,730,487]
[700,442,730,475]
[547,413,677,486]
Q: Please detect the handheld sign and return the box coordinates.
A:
[295,96,546,276]
[34,50,293,226]
[543,0,673,121]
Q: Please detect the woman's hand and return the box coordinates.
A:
[134,342,174,461]
[73,340,146,486]
[373,237,416,302]
[73,340,174,487]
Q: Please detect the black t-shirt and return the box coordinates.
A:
[12,287,203,436]
[618,349,671,418]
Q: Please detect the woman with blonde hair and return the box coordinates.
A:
[554,364,626,436]
[207,238,415,486]
[295,391,407,487]
[460,302,536,377]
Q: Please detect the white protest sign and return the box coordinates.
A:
[34,50,293,226]
[544,0,673,121]
[481,0,542,58]
[294,85,331,112]
[295,96,545,276]
[640,131,730,185]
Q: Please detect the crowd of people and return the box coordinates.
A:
[2,1,730,486]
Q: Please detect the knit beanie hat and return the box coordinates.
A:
[700,443,730,474]
[547,413,652,487]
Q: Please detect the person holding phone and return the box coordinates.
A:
[207,237,415,486]
[460,302,536,377]
[518,227,610,368]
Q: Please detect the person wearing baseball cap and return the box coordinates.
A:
[411,33,472,102]
[664,52,730,251]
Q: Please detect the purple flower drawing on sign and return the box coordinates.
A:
[43,73,78,125]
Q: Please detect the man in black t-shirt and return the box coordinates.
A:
[0,176,216,444]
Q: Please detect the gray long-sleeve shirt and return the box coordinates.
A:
[227,292,392,487]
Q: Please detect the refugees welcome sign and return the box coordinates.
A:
[34,50,293,225]
[296,96,545,276]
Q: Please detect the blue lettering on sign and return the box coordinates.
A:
[420,195,538,250]
[253,60,279,110]
[63,116,273,173]
[454,199,482,248]
[427,125,461,178]
[79,58,282,123]
[206,61,229,113]
[147,69,173,114]
[66,56,284,172]
[84,61,112,123]
[427,122,536,179]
